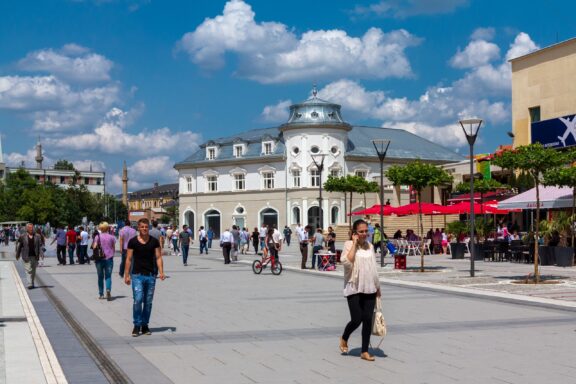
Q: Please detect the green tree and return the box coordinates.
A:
[386,160,453,271]
[324,175,378,230]
[53,159,76,171]
[455,178,509,218]
[543,164,576,248]
[493,143,568,282]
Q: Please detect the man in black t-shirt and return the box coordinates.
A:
[124,218,165,337]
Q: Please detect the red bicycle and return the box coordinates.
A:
[252,248,282,275]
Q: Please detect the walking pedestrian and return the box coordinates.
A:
[240,228,249,254]
[51,225,67,265]
[297,224,309,269]
[265,228,278,262]
[79,226,90,264]
[272,225,282,261]
[178,225,192,265]
[119,220,137,278]
[231,225,240,262]
[3,226,10,246]
[339,219,381,362]
[220,228,233,264]
[93,222,116,301]
[65,225,77,265]
[15,223,42,289]
[283,225,292,247]
[165,226,173,253]
[327,226,336,253]
[258,225,267,252]
[124,218,165,337]
[171,228,180,256]
[251,227,259,254]
[149,221,164,251]
[198,226,208,254]
[207,227,214,249]
[35,227,46,267]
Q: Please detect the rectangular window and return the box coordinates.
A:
[355,170,367,179]
[262,172,274,189]
[234,174,245,190]
[234,146,243,158]
[96,178,102,185]
[186,176,193,192]
[207,176,218,192]
[208,148,216,160]
[60,176,65,184]
[310,169,320,187]
[264,142,273,155]
[330,169,340,178]
[84,177,90,185]
[529,106,541,123]
[292,170,301,187]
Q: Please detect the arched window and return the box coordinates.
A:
[260,208,278,228]
[292,207,301,224]
[331,206,339,224]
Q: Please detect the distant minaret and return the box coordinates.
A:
[122,160,128,206]
[35,137,44,169]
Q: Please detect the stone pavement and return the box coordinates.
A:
[4,241,576,383]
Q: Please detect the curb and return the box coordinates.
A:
[11,262,68,384]
[238,258,576,312]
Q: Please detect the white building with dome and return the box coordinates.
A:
[174,90,463,237]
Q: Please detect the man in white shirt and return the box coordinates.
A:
[220,228,233,264]
[258,225,267,252]
[198,226,208,254]
[296,224,309,269]
[79,226,90,265]
[272,225,283,260]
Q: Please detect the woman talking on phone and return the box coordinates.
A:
[339,219,381,361]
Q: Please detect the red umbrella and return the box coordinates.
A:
[349,204,397,216]
[394,202,447,216]
[442,201,516,215]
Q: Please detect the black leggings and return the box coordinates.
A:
[342,293,377,353]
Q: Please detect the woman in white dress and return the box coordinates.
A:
[339,219,381,361]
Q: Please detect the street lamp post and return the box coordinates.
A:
[310,153,326,230]
[459,118,483,277]
[372,139,391,267]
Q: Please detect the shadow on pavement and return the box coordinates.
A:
[150,326,177,333]
[347,347,387,358]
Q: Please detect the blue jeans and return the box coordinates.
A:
[259,238,265,252]
[182,244,189,264]
[96,258,113,296]
[119,250,127,277]
[68,244,76,264]
[207,238,212,248]
[312,246,323,268]
[199,239,208,254]
[172,239,179,253]
[79,245,89,264]
[131,274,156,327]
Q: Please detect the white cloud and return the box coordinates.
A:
[18,44,113,83]
[71,160,106,172]
[0,45,122,132]
[470,27,495,41]
[449,40,500,69]
[108,156,177,192]
[260,99,291,122]
[350,0,469,18]
[178,0,421,83]
[109,173,145,191]
[45,108,202,155]
[284,32,537,149]
[5,148,53,168]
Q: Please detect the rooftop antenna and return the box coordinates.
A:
[312,83,318,98]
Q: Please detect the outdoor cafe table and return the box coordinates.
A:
[315,251,336,271]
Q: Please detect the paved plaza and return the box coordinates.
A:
[2,242,576,383]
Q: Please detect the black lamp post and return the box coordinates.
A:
[459,118,483,277]
[372,139,391,267]
[310,153,326,229]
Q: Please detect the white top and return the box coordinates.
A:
[80,231,89,246]
[221,231,233,243]
[297,227,308,242]
[341,242,379,297]
[259,227,267,238]
[198,229,206,240]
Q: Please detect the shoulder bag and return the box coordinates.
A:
[371,298,387,349]
[92,235,105,262]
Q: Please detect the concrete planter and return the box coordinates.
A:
[554,247,574,267]
[450,243,465,259]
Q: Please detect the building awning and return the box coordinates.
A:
[498,186,574,210]
[448,191,501,202]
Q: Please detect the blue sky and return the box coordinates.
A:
[0,0,574,193]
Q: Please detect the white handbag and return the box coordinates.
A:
[371,298,387,348]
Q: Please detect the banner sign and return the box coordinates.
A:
[531,114,576,149]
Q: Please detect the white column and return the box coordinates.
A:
[322,198,329,229]
[302,199,308,225]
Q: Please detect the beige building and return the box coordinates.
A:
[127,183,178,223]
[174,91,463,238]
[510,38,576,147]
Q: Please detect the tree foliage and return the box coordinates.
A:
[493,143,570,282]
[324,175,379,229]
[385,160,452,272]
[0,168,127,226]
[455,178,508,194]
[53,159,76,171]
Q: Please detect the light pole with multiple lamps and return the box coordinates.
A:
[310,153,326,229]
[459,118,483,277]
[372,139,391,267]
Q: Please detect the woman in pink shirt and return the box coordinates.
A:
[92,222,116,301]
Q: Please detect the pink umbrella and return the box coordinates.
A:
[394,202,447,216]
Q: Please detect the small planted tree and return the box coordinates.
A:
[493,143,568,282]
[543,160,576,248]
[386,160,453,271]
[325,175,377,230]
